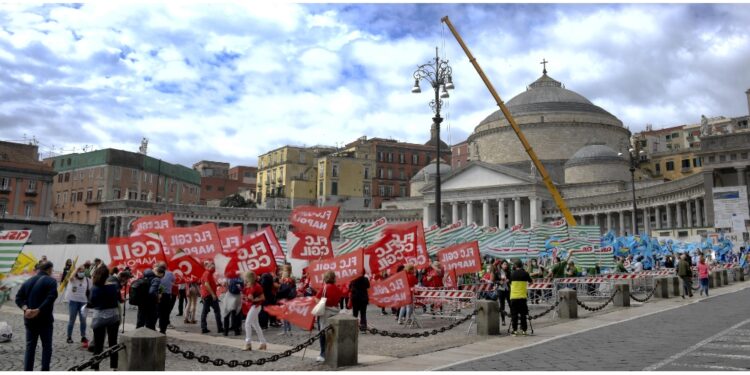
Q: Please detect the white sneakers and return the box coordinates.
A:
[316,355,325,362]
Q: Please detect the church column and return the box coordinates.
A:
[606,212,613,233]
[686,200,693,228]
[466,201,475,225]
[482,200,490,227]
[619,211,626,236]
[104,216,111,242]
[498,199,506,229]
[530,197,540,228]
[451,202,459,224]
[423,205,430,227]
[676,202,683,228]
[643,207,651,235]
[593,213,599,227]
[654,206,661,230]
[666,203,673,228]
[513,197,522,228]
[695,199,703,227]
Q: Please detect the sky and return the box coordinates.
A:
[1,3,749,168]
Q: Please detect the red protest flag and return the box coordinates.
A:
[108,235,167,278]
[288,231,334,261]
[369,271,413,308]
[289,205,339,237]
[218,226,243,254]
[437,241,482,276]
[159,223,222,261]
[308,248,364,289]
[364,235,406,275]
[381,221,430,270]
[443,269,457,289]
[224,235,277,278]
[282,297,318,331]
[168,250,206,284]
[244,226,285,263]
[130,213,175,237]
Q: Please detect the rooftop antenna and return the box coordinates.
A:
[139,137,149,155]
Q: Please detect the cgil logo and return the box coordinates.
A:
[111,240,162,261]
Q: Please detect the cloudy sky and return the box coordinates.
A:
[1,3,749,168]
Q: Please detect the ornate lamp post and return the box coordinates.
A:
[411,47,454,227]
[619,144,645,235]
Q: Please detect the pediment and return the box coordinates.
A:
[435,162,535,192]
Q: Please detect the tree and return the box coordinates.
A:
[220,194,256,208]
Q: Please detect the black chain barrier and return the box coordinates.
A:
[528,299,561,320]
[165,326,330,368]
[575,289,619,312]
[629,287,656,303]
[366,309,476,338]
[68,343,126,371]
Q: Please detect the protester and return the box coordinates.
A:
[677,253,693,298]
[549,257,567,278]
[509,260,533,336]
[135,268,161,330]
[83,261,93,278]
[176,284,187,317]
[349,274,370,332]
[64,265,89,346]
[200,262,223,334]
[664,255,674,269]
[422,261,444,314]
[242,271,266,351]
[106,269,132,293]
[338,282,350,311]
[615,257,628,273]
[35,256,49,271]
[316,271,343,362]
[155,263,175,334]
[89,266,121,371]
[632,256,644,273]
[16,261,58,371]
[397,264,418,325]
[258,272,278,329]
[222,274,244,336]
[277,267,297,336]
[60,259,73,283]
[493,260,511,326]
[528,258,545,304]
[698,255,710,296]
[184,281,199,324]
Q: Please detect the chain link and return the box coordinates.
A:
[629,287,656,302]
[165,326,330,367]
[528,299,561,320]
[366,309,476,338]
[67,343,126,371]
[575,289,619,312]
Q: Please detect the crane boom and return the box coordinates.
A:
[440,16,577,226]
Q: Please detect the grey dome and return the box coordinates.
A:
[478,74,617,127]
[411,161,452,182]
[565,144,625,168]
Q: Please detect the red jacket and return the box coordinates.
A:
[423,267,443,288]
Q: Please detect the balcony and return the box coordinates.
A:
[0,186,10,194]
[25,189,37,197]
[85,198,102,205]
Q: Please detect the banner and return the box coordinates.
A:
[244,226,285,263]
[0,230,31,276]
[159,223,222,261]
[308,249,364,289]
[289,205,340,237]
[364,235,406,275]
[224,235,277,278]
[219,226,243,254]
[443,269,457,289]
[168,250,206,284]
[289,231,334,260]
[381,221,430,270]
[130,213,175,237]
[438,241,482,276]
[108,235,167,279]
[369,271,412,308]
[263,297,317,331]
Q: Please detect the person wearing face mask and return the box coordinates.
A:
[64,266,90,347]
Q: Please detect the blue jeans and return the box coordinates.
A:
[67,301,87,340]
[24,322,53,371]
[200,296,223,332]
[398,304,413,321]
[700,277,709,295]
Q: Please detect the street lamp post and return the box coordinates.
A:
[620,145,645,235]
[412,47,454,228]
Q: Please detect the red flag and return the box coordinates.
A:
[218,226,243,254]
[108,235,166,279]
[289,231,333,260]
[289,205,339,237]
[438,241,482,276]
[130,213,174,237]
[308,249,364,289]
[283,297,318,331]
[168,251,206,284]
[369,271,412,308]
[224,235,277,278]
[381,221,429,270]
[159,223,222,261]
[365,235,406,275]
[244,226,285,262]
[443,270,457,289]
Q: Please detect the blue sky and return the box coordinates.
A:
[1,3,749,168]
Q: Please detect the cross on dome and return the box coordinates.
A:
[540,58,549,74]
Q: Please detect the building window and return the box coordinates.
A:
[63,191,68,204]
[399,153,405,164]
[363,184,371,196]
[113,189,121,199]
[399,169,405,180]
[719,155,726,162]
[378,185,385,197]
[693,158,701,167]
[86,189,92,201]
[64,173,70,182]
[206,185,213,191]
[0,200,6,216]
[56,193,61,205]
[655,163,661,173]
[384,185,393,197]
[400,185,407,197]
[708,155,715,163]
[96,189,102,201]
[378,168,384,178]
[666,161,674,171]
[681,159,690,169]
[77,191,83,201]
[24,203,33,218]
[71,191,77,204]
[388,153,394,163]
[364,198,371,208]
[58,174,63,183]
[331,182,338,195]
[387,169,393,179]
[218,186,225,192]
[731,153,737,161]
[332,165,339,177]
[378,152,384,162]
[412,154,418,164]
[0,177,10,191]
[131,169,137,179]
[364,167,370,179]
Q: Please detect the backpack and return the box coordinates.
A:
[278,281,297,300]
[227,278,243,295]
[129,277,150,306]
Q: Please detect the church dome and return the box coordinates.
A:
[564,143,629,184]
[564,144,624,168]
[411,160,452,183]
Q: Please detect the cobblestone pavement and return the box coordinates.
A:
[443,287,750,371]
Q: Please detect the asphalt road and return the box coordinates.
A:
[443,287,750,371]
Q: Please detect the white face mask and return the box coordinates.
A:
[77,272,85,278]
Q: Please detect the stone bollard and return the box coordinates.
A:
[613,284,630,307]
[557,288,578,319]
[721,269,729,286]
[654,277,670,299]
[119,327,166,371]
[669,276,681,297]
[734,267,745,282]
[708,272,716,288]
[325,314,358,368]
[476,299,500,336]
[711,271,721,288]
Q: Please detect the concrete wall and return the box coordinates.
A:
[47,222,95,244]
[0,221,48,244]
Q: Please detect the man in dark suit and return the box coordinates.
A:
[15,261,58,371]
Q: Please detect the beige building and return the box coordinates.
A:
[256,145,336,208]
[317,144,375,209]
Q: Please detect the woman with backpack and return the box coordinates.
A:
[222,275,244,336]
[89,266,121,371]
[64,265,89,347]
